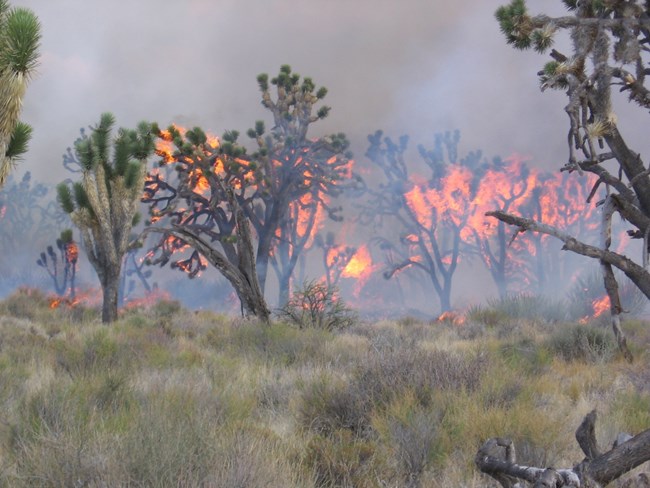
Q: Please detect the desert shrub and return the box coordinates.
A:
[54,329,126,378]
[150,298,183,318]
[612,390,650,435]
[209,427,307,488]
[0,287,50,320]
[498,337,552,374]
[220,320,329,366]
[486,293,567,324]
[466,304,511,328]
[546,324,616,363]
[8,382,113,487]
[278,280,357,331]
[372,392,442,488]
[353,348,486,410]
[297,375,368,437]
[453,320,486,340]
[117,389,220,486]
[0,287,98,325]
[306,429,375,488]
[297,348,486,441]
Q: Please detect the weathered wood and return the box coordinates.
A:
[476,411,650,487]
[575,410,601,460]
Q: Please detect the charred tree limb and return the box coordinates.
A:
[601,197,634,363]
[486,211,650,300]
[576,410,601,460]
[476,411,650,487]
[141,223,270,323]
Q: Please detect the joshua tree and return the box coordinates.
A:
[362,130,489,314]
[245,65,357,305]
[143,65,358,316]
[36,229,78,298]
[488,0,650,361]
[142,125,270,321]
[0,1,40,189]
[0,171,65,289]
[57,113,155,323]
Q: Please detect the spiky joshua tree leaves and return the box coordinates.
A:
[251,65,357,306]
[57,113,154,323]
[488,0,650,362]
[477,2,650,485]
[142,65,358,318]
[0,1,40,189]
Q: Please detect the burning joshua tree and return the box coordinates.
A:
[361,131,478,313]
[142,124,270,321]
[57,113,155,323]
[0,1,40,189]
[361,129,602,313]
[36,229,78,299]
[142,65,359,315]
[490,0,650,361]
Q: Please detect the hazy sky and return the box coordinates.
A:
[13,0,579,182]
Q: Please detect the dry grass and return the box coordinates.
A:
[0,288,647,486]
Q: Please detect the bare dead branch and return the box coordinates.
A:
[477,411,650,487]
[486,211,650,300]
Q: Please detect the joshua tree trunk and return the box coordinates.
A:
[100,267,120,323]
[142,196,270,323]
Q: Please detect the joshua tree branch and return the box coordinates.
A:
[486,211,650,299]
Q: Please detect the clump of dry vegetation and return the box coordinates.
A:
[0,287,648,487]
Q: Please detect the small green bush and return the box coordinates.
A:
[486,293,567,324]
[373,392,442,487]
[278,281,357,331]
[297,375,368,437]
[546,324,616,363]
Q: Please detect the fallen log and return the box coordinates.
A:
[475,410,650,487]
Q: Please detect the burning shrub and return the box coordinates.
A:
[278,280,357,331]
[566,269,647,324]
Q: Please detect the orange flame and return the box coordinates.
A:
[592,295,610,317]
[123,288,172,310]
[65,241,79,265]
[342,245,373,279]
[437,310,466,325]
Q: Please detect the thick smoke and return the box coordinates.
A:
[2,0,645,314]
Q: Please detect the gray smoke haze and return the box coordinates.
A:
[15,0,576,179]
[4,0,645,313]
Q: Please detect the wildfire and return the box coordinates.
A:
[342,245,373,279]
[65,241,79,265]
[123,288,172,310]
[591,295,610,317]
[437,310,466,325]
[341,244,378,297]
[48,288,101,310]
